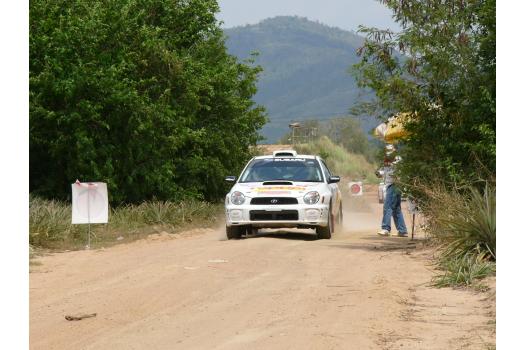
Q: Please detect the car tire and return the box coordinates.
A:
[226,225,244,239]
[247,226,258,236]
[316,206,332,239]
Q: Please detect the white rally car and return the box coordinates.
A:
[224,150,343,239]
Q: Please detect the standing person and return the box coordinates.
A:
[376,145,408,237]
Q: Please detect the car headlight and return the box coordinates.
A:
[230,191,246,205]
[303,191,320,205]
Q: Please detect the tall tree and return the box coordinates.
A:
[353,0,495,189]
[30,0,266,203]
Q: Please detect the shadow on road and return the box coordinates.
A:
[243,229,318,241]
[327,235,420,252]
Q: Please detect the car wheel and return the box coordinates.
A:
[316,206,332,239]
[247,226,258,236]
[226,225,244,239]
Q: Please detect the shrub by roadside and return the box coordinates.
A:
[29,196,222,250]
[418,183,496,287]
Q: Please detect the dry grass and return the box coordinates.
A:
[29,196,222,250]
[294,136,377,183]
[418,183,496,287]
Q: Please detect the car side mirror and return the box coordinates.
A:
[328,176,340,184]
[225,176,236,183]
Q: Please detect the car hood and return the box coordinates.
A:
[231,182,324,198]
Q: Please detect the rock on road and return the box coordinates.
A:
[30,191,494,349]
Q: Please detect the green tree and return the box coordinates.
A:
[30,0,266,203]
[352,0,495,190]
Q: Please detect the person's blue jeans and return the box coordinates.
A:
[382,184,407,233]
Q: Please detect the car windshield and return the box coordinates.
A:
[239,158,323,183]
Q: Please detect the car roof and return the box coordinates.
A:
[253,154,319,160]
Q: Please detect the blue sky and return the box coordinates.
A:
[216,0,401,32]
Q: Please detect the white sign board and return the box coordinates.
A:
[348,181,363,196]
[71,182,108,224]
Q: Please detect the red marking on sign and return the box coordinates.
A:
[350,184,361,194]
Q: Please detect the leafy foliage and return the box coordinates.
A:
[30,0,266,203]
[352,0,496,189]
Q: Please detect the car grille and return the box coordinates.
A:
[250,197,298,205]
[249,210,299,221]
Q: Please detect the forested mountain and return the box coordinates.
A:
[224,16,378,142]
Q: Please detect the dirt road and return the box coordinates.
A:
[30,190,495,349]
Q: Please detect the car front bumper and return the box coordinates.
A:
[225,203,330,228]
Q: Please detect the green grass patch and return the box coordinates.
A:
[432,253,495,288]
[30,196,222,250]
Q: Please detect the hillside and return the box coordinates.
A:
[224,16,378,142]
[294,137,377,183]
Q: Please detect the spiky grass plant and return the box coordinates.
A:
[432,253,495,287]
[29,196,222,249]
[29,196,85,245]
[421,183,495,287]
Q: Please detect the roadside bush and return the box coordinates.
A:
[420,183,496,287]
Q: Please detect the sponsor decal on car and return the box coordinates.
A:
[254,186,306,192]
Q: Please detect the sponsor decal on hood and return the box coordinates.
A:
[254,186,306,192]
[236,183,321,196]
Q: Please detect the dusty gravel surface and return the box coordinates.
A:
[30,190,495,349]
